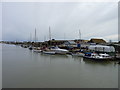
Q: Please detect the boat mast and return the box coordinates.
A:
[30,33,32,42]
[79,29,81,40]
[44,35,47,42]
[49,26,51,40]
[35,28,36,42]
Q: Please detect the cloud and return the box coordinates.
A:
[2,2,118,42]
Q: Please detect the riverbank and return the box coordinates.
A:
[1,40,120,61]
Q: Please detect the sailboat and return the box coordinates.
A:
[32,28,41,52]
[29,28,36,50]
[71,29,85,57]
[50,46,69,55]
[42,26,69,55]
[28,33,33,50]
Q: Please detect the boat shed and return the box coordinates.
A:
[88,45,115,52]
[88,38,106,44]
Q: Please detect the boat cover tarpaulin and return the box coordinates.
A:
[88,45,115,52]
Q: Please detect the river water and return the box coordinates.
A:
[2,44,118,88]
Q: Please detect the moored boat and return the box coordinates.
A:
[50,46,69,55]
[33,49,42,53]
[42,50,55,55]
[72,52,85,57]
[21,44,28,48]
[28,46,33,50]
[83,53,113,60]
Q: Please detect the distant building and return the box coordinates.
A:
[83,40,89,43]
[88,38,106,44]
[44,39,73,46]
[74,39,89,43]
[64,40,76,45]
[58,40,77,49]
[49,40,67,45]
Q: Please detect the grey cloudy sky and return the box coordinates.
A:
[2,2,118,42]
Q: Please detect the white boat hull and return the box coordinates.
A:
[42,51,55,55]
[51,48,69,55]
[33,50,42,53]
[72,53,85,57]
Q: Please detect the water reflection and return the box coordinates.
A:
[83,58,117,67]
[72,56,85,64]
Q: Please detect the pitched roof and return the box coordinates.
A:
[89,38,106,43]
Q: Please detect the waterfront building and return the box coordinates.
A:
[88,38,106,44]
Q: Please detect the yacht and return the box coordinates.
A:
[50,46,69,55]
